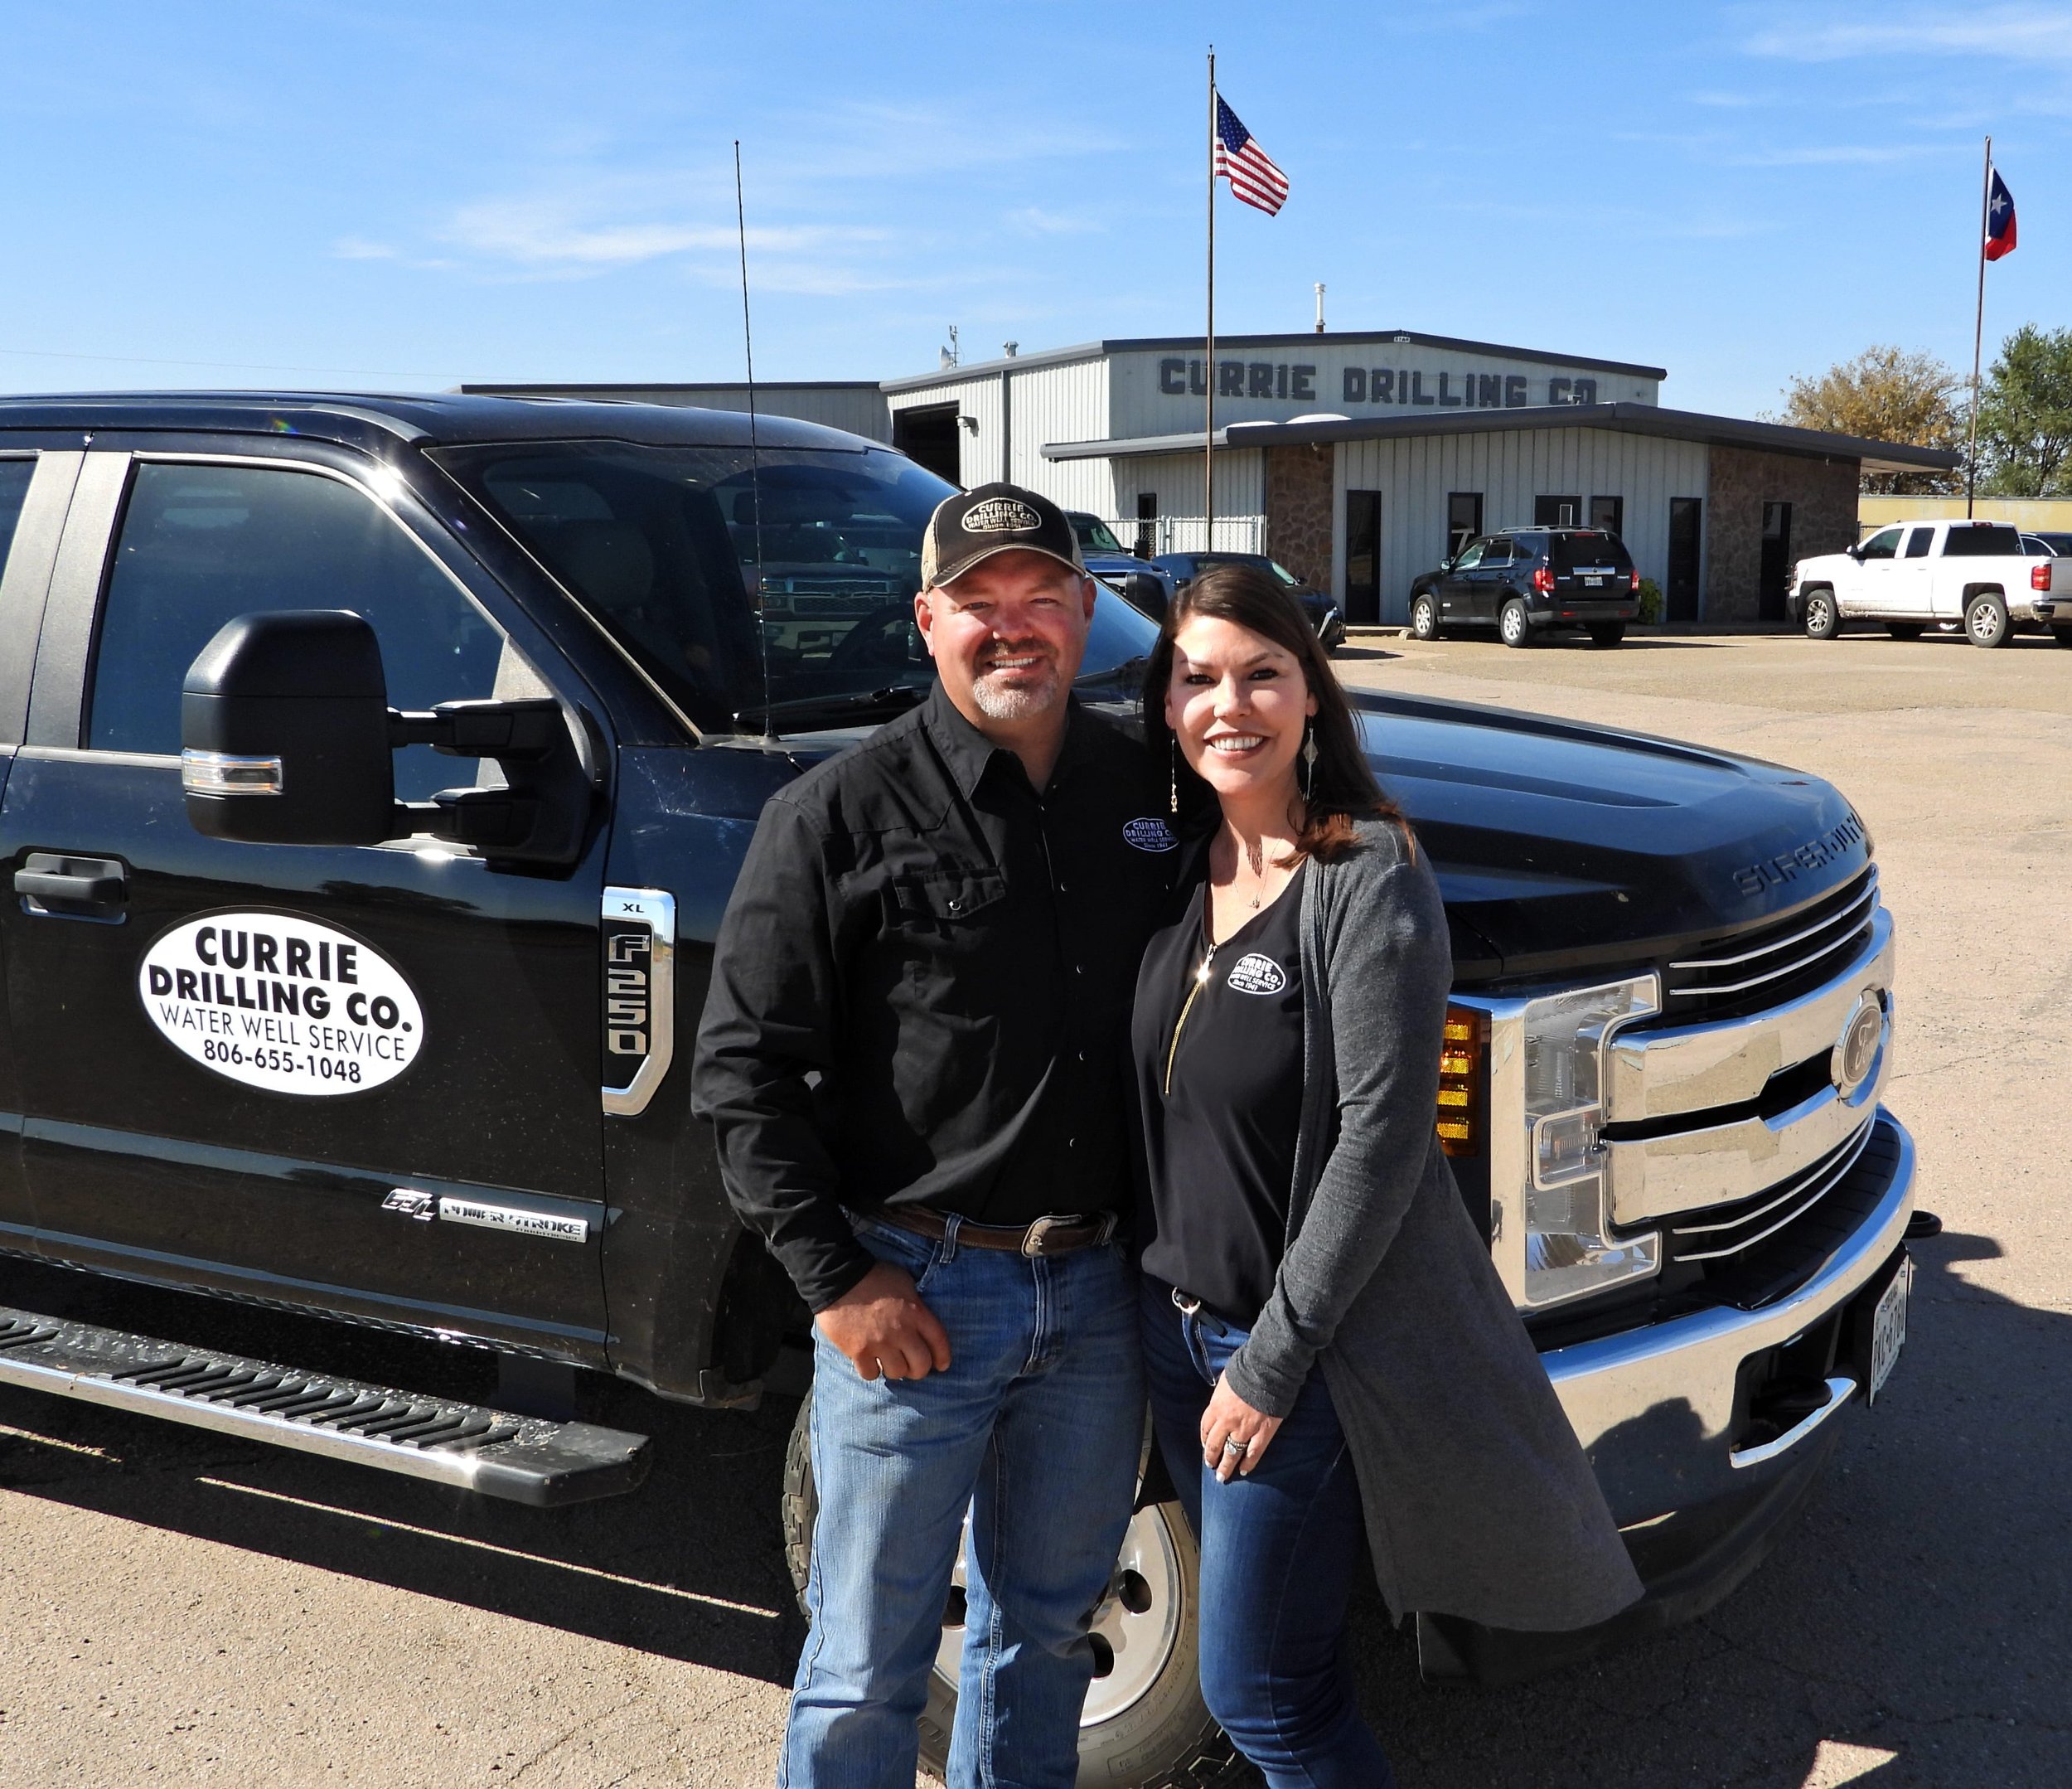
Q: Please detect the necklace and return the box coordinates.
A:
[1242,837,1266,909]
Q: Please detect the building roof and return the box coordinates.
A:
[1041,401,1960,475]
[884,329,1667,392]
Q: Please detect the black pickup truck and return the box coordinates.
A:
[0,395,1915,1787]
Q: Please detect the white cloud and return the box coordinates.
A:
[1725,143,1945,166]
[331,237,399,260]
[1745,4,2072,64]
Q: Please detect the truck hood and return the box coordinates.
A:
[714,685,1871,984]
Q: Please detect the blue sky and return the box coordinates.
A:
[2,1,2067,417]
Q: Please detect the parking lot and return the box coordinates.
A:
[2,629,2067,1788]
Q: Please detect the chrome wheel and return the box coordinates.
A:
[1410,594,1439,641]
[1499,599,1532,647]
[1803,590,1838,639]
[1966,593,2010,647]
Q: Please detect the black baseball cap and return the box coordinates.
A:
[920,482,1086,590]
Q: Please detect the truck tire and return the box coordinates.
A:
[782,1393,1242,1788]
[1409,592,1440,641]
[1802,588,1840,639]
[1886,622,1925,641]
[1965,590,2011,648]
[1499,598,1534,648]
[2056,628,2072,649]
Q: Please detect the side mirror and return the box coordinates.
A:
[181,610,587,865]
[1122,571,1169,617]
[181,611,395,845]
[1846,544,1864,560]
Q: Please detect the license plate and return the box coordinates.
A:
[1583,575,1604,587]
[1868,1256,1911,1404]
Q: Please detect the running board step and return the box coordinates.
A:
[0,1303,649,1506]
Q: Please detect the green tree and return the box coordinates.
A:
[1769,346,1964,494]
[1976,325,2072,496]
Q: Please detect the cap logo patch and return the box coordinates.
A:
[1123,817,1178,852]
[961,497,1043,535]
[1226,953,1287,996]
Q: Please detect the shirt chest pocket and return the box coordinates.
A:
[885,865,1010,946]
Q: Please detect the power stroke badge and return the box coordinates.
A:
[138,912,424,1095]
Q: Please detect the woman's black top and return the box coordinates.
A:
[1133,862,1307,1325]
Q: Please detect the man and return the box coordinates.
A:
[693,484,1176,1789]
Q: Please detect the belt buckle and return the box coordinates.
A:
[1021,1214,1065,1258]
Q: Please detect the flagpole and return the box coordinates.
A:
[1205,46,1216,554]
[1967,133,1991,518]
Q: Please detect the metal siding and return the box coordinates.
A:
[888,375,1001,489]
[1006,361,1111,511]
[1334,429,1708,623]
[1103,450,1266,553]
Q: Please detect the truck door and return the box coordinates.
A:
[1895,525,1936,615]
[1840,526,1901,615]
[0,448,614,1360]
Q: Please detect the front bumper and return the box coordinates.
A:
[1418,1107,1915,1685]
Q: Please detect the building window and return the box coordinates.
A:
[1668,497,1702,621]
[1589,495,1624,537]
[1534,494,1581,528]
[1446,492,1483,561]
[1344,490,1382,626]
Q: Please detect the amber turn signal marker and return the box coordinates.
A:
[1436,1005,1488,1156]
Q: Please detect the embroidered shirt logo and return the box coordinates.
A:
[961,497,1043,535]
[1122,817,1178,853]
[1226,953,1287,996]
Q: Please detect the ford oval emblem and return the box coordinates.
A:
[1831,991,1886,1098]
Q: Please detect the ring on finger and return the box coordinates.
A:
[1221,1436,1251,1457]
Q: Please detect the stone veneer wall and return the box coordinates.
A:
[1264,444,1334,591]
[1704,446,1861,623]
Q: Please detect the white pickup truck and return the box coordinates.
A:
[1790,517,2070,647]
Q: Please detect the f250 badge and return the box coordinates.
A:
[138,911,424,1096]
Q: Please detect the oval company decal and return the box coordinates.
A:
[1123,817,1178,852]
[1226,953,1287,996]
[138,912,424,1096]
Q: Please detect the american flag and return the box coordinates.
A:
[1214,96,1289,216]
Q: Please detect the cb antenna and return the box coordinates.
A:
[734,139,775,739]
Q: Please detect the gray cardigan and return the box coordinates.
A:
[1220,817,1644,1633]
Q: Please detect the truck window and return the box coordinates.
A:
[85,463,505,798]
[1858,528,1901,560]
[1903,528,1934,558]
[1552,532,1631,573]
[440,441,1162,733]
[0,459,34,575]
[1072,516,1125,555]
[1941,523,2023,557]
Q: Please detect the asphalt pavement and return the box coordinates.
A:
[2,628,2065,1787]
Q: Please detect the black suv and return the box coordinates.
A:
[1410,528,1638,648]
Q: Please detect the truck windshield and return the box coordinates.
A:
[1072,515,1126,554]
[1940,524,2023,557]
[437,441,1158,732]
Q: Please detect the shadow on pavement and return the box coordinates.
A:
[1347,1231,2071,1789]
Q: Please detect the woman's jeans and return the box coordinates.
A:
[782,1213,1144,1789]
[1141,1276,1396,1789]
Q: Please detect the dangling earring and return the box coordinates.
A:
[1169,736,1180,816]
[1300,727,1319,802]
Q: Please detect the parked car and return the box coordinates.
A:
[1409,527,1639,648]
[0,393,1913,1789]
[1791,518,2068,647]
[1151,550,1347,652]
[1064,510,1179,623]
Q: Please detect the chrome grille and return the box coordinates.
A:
[1662,867,1879,1022]
[1664,1120,1876,1263]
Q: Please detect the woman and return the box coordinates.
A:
[1131,565,1642,1786]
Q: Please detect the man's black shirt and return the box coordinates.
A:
[693,683,1177,1311]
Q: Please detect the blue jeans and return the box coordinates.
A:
[1141,1277,1396,1789]
[782,1214,1145,1789]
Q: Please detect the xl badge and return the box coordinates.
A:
[1123,817,1178,853]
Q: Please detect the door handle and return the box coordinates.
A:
[14,853,127,917]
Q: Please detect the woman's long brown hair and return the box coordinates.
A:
[1142,561,1400,863]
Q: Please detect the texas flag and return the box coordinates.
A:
[1986,167,2017,260]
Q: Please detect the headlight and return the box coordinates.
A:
[1517,976,1661,1309]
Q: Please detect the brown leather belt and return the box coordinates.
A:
[863,1205,1119,1259]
